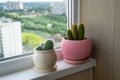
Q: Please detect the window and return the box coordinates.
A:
[0,0,68,60]
[0,0,80,75]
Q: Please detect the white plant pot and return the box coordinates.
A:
[33,49,57,72]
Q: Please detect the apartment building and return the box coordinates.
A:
[3,1,23,10]
[0,17,22,58]
[50,1,67,15]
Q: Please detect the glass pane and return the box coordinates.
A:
[0,0,67,59]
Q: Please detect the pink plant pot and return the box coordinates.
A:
[61,38,92,61]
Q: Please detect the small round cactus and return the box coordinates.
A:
[43,40,54,50]
[35,39,54,50]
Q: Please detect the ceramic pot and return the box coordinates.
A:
[61,38,92,62]
[33,49,57,72]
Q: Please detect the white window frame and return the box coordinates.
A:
[0,0,80,76]
[67,0,80,28]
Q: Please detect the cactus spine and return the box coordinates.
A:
[78,24,84,40]
[66,23,85,40]
[35,40,54,50]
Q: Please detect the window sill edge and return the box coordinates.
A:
[0,58,96,80]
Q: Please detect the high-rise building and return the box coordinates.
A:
[0,17,23,58]
[50,1,67,15]
[3,1,23,11]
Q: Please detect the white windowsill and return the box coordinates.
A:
[0,58,96,80]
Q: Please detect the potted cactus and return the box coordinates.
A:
[61,24,92,65]
[33,40,57,72]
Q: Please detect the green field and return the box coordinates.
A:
[21,14,67,36]
[21,14,67,51]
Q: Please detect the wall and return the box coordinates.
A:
[81,0,120,80]
[57,69,90,80]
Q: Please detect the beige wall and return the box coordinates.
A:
[57,69,90,80]
[81,0,120,80]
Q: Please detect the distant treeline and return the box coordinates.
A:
[0,2,50,11]
[0,11,19,20]
[23,2,50,9]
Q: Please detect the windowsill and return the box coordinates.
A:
[0,58,96,80]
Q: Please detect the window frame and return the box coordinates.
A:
[67,0,80,28]
[0,0,80,76]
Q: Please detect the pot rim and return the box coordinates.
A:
[63,37,91,41]
[34,48,55,53]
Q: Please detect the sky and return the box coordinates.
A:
[0,0,63,2]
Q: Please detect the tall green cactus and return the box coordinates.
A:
[66,23,85,40]
[35,40,54,50]
[71,24,78,40]
[66,29,73,40]
[78,24,85,40]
